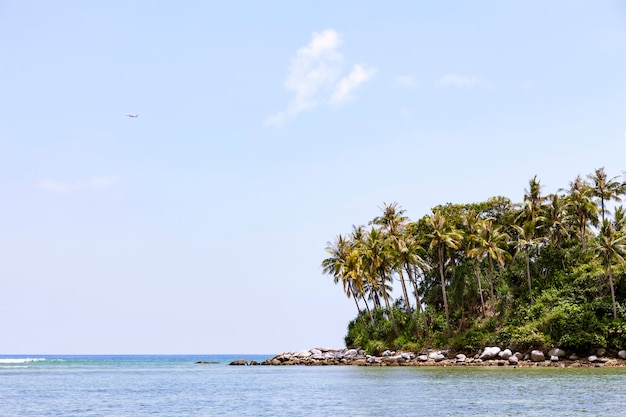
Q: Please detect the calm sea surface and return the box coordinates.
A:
[2,354,626,416]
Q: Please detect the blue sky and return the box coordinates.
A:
[1,1,625,354]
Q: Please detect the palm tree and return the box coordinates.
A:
[544,193,571,269]
[371,202,413,316]
[592,219,626,319]
[425,210,463,337]
[518,176,547,236]
[468,217,511,303]
[566,176,598,251]
[463,211,487,316]
[588,167,625,224]
[322,234,371,326]
[359,227,399,336]
[512,222,544,304]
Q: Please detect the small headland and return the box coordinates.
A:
[225,347,626,367]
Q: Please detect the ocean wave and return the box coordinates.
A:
[0,358,47,364]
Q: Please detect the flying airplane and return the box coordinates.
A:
[126,114,139,118]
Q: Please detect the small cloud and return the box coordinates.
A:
[265,28,375,126]
[36,175,122,193]
[396,75,417,88]
[330,64,376,105]
[439,74,480,87]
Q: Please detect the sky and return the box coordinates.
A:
[1,1,625,354]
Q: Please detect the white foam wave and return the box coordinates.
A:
[0,357,47,364]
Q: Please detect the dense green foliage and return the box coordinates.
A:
[322,168,626,355]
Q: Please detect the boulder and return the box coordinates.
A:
[480,347,501,360]
[596,348,606,357]
[550,356,559,362]
[530,350,545,362]
[498,349,512,360]
[588,355,598,363]
[428,351,445,362]
[549,348,566,357]
[508,355,519,365]
[310,348,322,356]
[618,350,626,360]
[294,350,312,358]
[569,354,579,361]
[456,354,467,362]
[417,355,428,362]
[343,349,359,358]
[229,359,248,366]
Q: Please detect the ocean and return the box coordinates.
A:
[2,354,626,416]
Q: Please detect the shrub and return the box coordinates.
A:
[365,340,387,356]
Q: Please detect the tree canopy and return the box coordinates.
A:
[322,168,626,355]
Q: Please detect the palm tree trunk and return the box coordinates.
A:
[378,270,400,337]
[474,262,486,317]
[397,269,413,315]
[487,257,495,299]
[349,287,368,328]
[438,246,451,338]
[407,262,427,337]
[607,256,617,320]
[526,251,533,304]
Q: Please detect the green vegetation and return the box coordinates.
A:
[322,168,626,355]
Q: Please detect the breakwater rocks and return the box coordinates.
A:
[227,347,626,367]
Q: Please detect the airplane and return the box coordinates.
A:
[126,114,139,118]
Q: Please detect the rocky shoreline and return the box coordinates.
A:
[225,347,626,368]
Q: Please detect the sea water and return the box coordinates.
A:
[2,355,626,416]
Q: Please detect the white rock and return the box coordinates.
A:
[618,350,626,360]
[429,351,445,361]
[530,350,545,362]
[588,355,598,363]
[344,349,358,358]
[294,350,312,358]
[508,355,519,364]
[456,354,467,362]
[480,347,501,360]
[310,348,322,355]
[418,355,428,362]
[498,349,512,360]
[550,355,559,362]
[549,348,566,357]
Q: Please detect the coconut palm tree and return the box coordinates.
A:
[512,221,546,304]
[592,219,626,319]
[566,176,598,251]
[371,202,413,315]
[358,227,399,336]
[468,217,511,303]
[322,234,371,326]
[588,167,626,225]
[463,210,487,315]
[425,210,463,337]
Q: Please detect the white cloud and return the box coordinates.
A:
[265,28,375,126]
[330,64,376,105]
[439,74,480,87]
[36,175,121,193]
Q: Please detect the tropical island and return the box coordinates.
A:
[318,167,626,361]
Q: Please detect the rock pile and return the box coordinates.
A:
[227,347,626,367]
